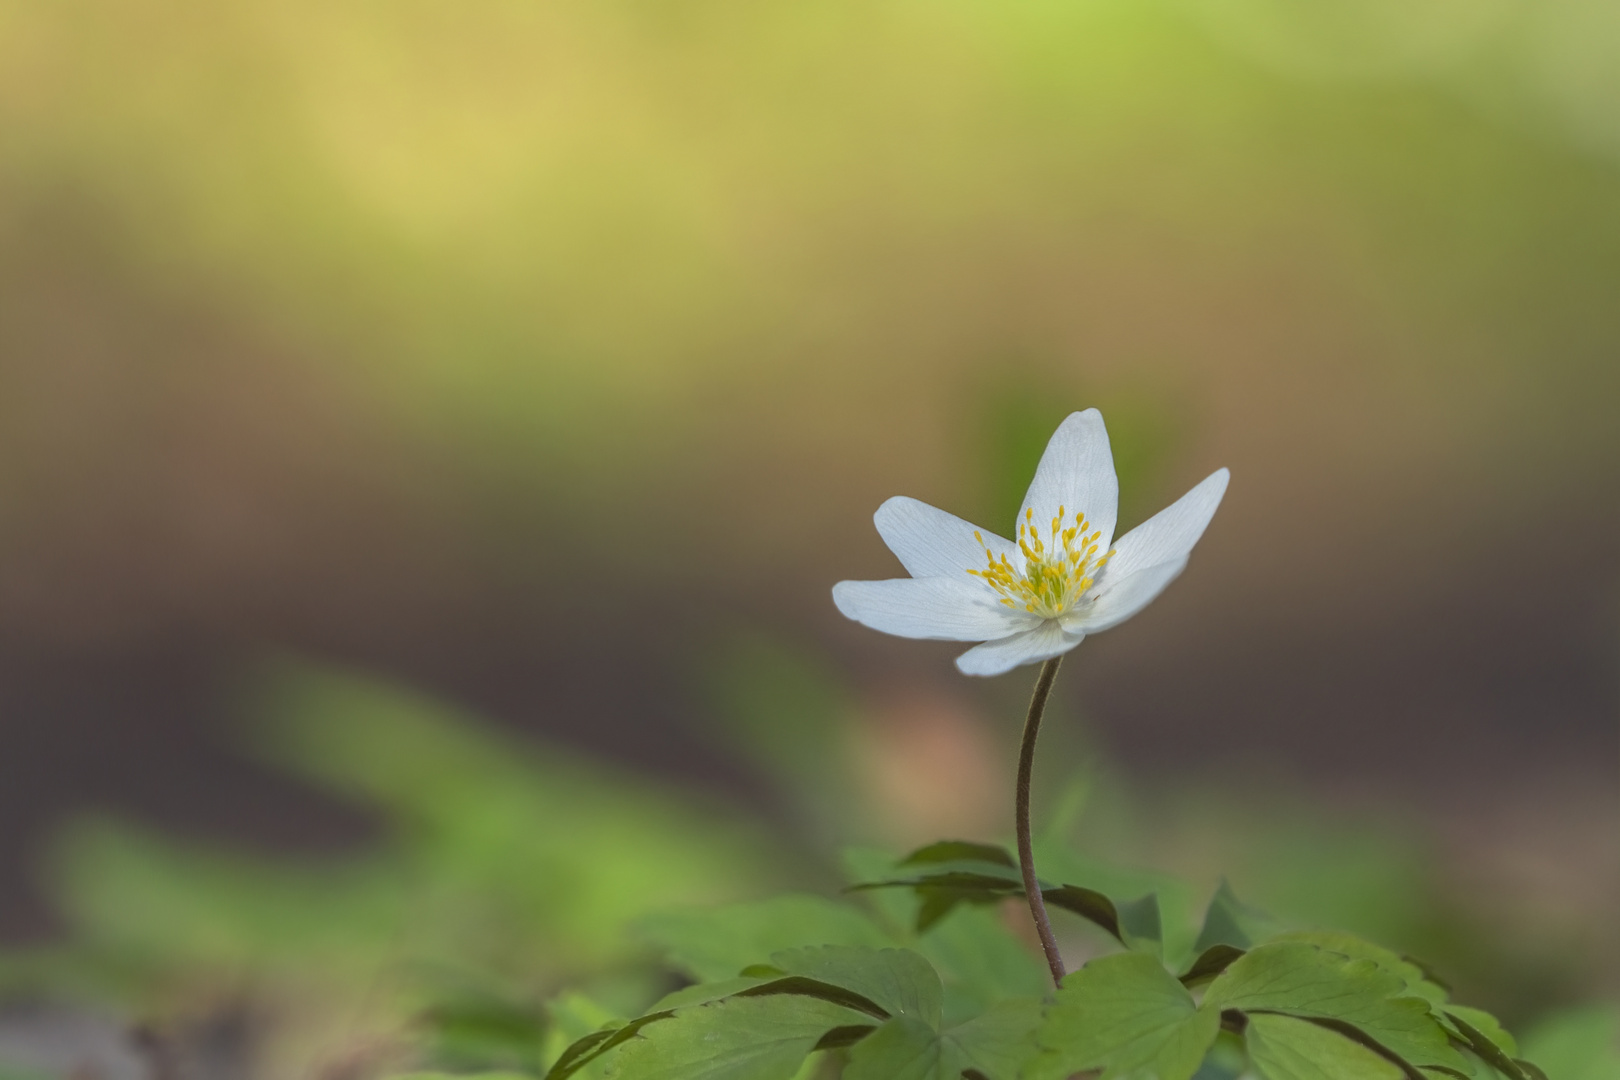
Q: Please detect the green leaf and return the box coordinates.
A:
[844,1016,967,1080]
[1447,1012,1528,1080]
[545,993,625,1070]
[639,896,890,981]
[733,977,891,1020]
[548,1013,675,1080]
[910,905,1049,1024]
[1193,880,1277,953]
[1245,1013,1406,1080]
[848,863,1021,932]
[944,997,1045,1079]
[1204,943,1467,1074]
[1180,945,1245,986]
[1273,932,1449,1008]
[850,850,1159,953]
[547,974,896,1080]
[1028,952,1220,1080]
[1041,884,1125,942]
[653,978,775,1011]
[768,946,943,1026]
[1444,1008,1518,1059]
[1519,1004,1620,1080]
[899,841,1017,868]
[603,994,870,1080]
[841,999,1044,1080]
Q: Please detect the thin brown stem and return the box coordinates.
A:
[1016,655,1066,987]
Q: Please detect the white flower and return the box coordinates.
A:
[832,410,1229,677]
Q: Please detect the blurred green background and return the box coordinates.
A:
[0,0,1616,1074]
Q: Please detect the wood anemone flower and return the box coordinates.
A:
[833,409,1229,677]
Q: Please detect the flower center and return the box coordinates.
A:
[969,506,1114,619]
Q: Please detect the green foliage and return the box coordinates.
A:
[1027,952,1218,1080]
[530,852,1546,1080]
[544,940,1044,1080]
[851,839,1166,956]
[0,662,1593,1080]
[599,996,867,1080]
[1202,942,1467,1073]
[765,947,942,1026]
[1243,1013,1405,1080]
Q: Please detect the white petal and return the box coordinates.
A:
[954,620,1083,677]
[1064,558,1186,634]
[1018,410,1119,554]
[873,496,1017,583]
[1103,468,1229,580]
[832,578,1035,641]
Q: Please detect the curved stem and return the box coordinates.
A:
[1017,655,1067,987]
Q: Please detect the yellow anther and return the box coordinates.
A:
[965,509,1119,620]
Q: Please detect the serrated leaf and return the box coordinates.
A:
[603,995,870,1080]
[944,997,1045,1079]
[1274,932,1449,1008]
[639,896,890,981]
[1028,951,1221,1080]
[900,841,1017,868]
[844,1016,967,1080]
[769,946,943,1026]
[1193,880,1277,953]
[1205,943,1467,1074]
[1444,1008,1518,1059]
[841,999,1044,1080]
[1448,1012,1528,1080]
[1246,1013,1406,1080]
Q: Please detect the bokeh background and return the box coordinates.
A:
[0,0,1617,1074]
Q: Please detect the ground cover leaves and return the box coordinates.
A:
[542,860,1543,1080]
[849,840,1164,954]
[545,942,1043,1080]
[598,995,869,1080]
[1245,1012,1408,1080]
[1203,942,1469,1075]
[841,999,1044,1080]
[1027,951,1220,1080]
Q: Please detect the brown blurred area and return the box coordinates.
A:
[0,0,1615,963]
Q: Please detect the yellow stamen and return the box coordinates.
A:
[966,508,1115,620]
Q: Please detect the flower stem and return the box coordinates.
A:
[1017,655,1067,987]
